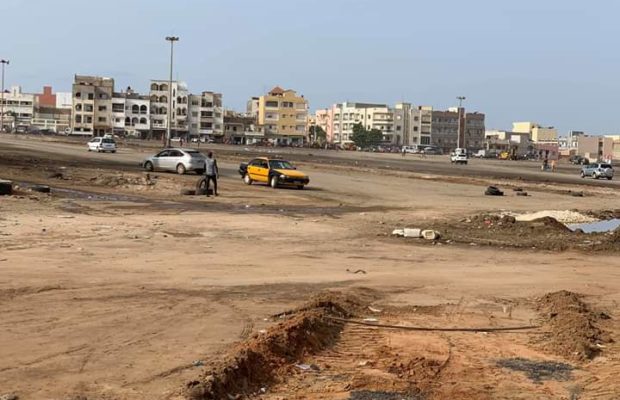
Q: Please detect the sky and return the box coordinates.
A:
[1,0,619,134]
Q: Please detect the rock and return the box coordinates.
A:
[516,192,529,196]
[0,180,13,196]
[485,186,504,196]
[0,394,18,400]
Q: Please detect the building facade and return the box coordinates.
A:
[149,80,189,139]
[189,91,224,139]
[223,110,260,144]
[71,75,114,135]
[431,108,485,153]
[512,122,558,143]
[112,88,150,138]
[0,86,35,130]
[257,86,308,145]
[577,136,614,162]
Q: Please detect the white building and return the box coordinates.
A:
[330,102,394,144]
[189,91,224,139]
[149,80,189,139]
[112,88,150,137]
[0,86,35,129]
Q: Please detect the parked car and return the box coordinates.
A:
[239,157,309,189]
[87,137,117,153]
[402,145,421,154]
[580,163,614,180]
[450,148,468,164]
[421,146,442,155]
[570,155,590,165]
[142,148,206,174]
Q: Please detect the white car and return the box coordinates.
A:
[450,148,468,164]
[87,137,117,153]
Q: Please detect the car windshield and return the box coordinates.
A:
[269,160,294,169]
[185,151,205,158]
[102,138,115,144]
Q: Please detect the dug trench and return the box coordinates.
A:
[182,289,614,400]
[386,212,620,252]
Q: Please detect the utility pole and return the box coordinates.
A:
[0,59,9,133]
[165,36,179,147]
[456,96,466,149]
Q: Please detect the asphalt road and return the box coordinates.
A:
[1,134,618,188]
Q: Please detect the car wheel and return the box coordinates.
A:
[580,172,585,178]
[111,150,116,153]
[243,174,252,185]
[176,163,186,175]
[607,177,613,180]
[297,185,304,190]
[87,148,91,152]
[270,176,279,189]
[144,161,154,172]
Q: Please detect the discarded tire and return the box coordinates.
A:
[0,180,13,196]
[485,186,504,196]
[180,189,196,196]
[31,185,51,193]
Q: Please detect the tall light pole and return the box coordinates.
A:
[1,59,9,133]
[165,36,179,147]
[456,96,466,149]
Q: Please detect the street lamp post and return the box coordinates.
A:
[456,96,466,149]
[1,59,9,133]
[165,36,179,147]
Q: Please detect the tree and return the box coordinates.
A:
[308,125,327,144]
[351,123,383,149]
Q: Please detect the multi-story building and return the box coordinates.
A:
[316,102,394,145]
[393,103,433,147]
[149,80,189,139]
[512,122,558,143]
[577,136,614,162]
[31,86,71,133]
[112,88,150,138]
[257,86,308,145]
[0,86,35,130]
[431,108,485,153]
[246,97,259,118]
[223,110,260,144]
[189,91,224,140]
[484,130,531,156]
[71,75,114,136]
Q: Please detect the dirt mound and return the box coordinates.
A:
[89,174,154,187]
[536,291,612,361]
[186,291,369,399]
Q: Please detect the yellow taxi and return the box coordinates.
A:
[239,157,310,189]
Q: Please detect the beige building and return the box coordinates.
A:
[0,86,35,130]
[512,122,558,143]
[189,91,224,139]
[577,136,614,162]
[149,80,189,139]
[257,86,308,145]
[605,135,620,161]
[71,75,114,136]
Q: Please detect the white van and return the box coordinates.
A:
[450,148,468,164]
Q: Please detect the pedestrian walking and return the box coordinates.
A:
[204,151,219,197]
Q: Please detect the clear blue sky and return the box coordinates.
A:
[1,0,618,134]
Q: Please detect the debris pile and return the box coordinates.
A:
[89,173,155,187]
[536,290,613,361]
[186,292,368,400]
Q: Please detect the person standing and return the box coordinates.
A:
[204,151,219,197]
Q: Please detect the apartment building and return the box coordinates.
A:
[71,75,114,135]
[29,86,72,133]
[257,86,308,145]
[317,102,393,144]
[431,108,485,153]
[223,110,260,144]
[189,91,224,139]
[392,103,433,147]
[111,88,150,138]
[576,136,614,162]
[246,97,259,118]
[149,80,189,139]
[0,86,35,130]
[512,122,558,143]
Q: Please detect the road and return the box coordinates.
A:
[1,134,618,189]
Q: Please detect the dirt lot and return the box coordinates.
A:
[1,136,620,400]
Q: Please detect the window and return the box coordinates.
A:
[131,117,138,126]
[132,105,139,114]
[140,105,147,114]
[413,126,419,132]
[86,116,93,123]
[266,101,278,108]
[75,92,81,98]
[87,93,94,100]
[150,83,158,91]
[160,96,167,103]
[98,105,107,111]
[396,126,401,131]
[139,117,147,124]
[85,105,93,112]
[75,115,82,123]
[75,104,82,111]
[192,112,198,117]
[98,117,106,122]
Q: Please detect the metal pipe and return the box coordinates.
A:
[165,36,179,147]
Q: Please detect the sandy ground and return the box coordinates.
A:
[1,137,620,399]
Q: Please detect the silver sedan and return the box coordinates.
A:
[142,148,206,175]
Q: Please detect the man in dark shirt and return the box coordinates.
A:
[204,151,219,196]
